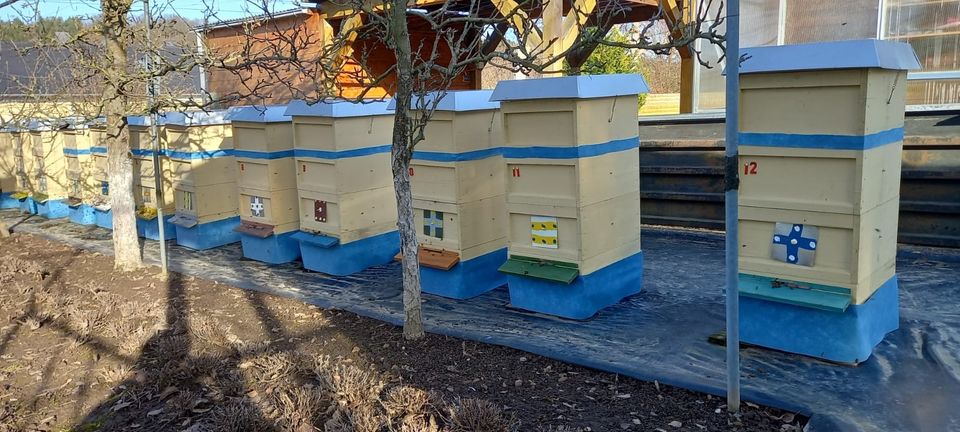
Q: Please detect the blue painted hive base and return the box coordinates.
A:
[69,204,97,225]
[175,216,241,250]
[94,208,113,229]
[294,230,399,276]
[0,192,19,209]
[36,199,71,219]
[421,248,508,299]
[739,275,899,364]
[507,252,644,320]
[19,197,37,215]
[240,231,301,265]
[137,215,177,241]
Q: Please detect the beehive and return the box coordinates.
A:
[226,105,300,264]
[87,122,113,229]
[127,116,176,240]
[491,75,648,319]
[0,127,19,208]
[27,120,70,218]
[163,111,239,250]
[397,91,508,299]
[736,39,921,363]
[11,127,38,215]
[62,122,98,225]
[285,99,398,276]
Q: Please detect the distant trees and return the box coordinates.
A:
[0,17,87,41]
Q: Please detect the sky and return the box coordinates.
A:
[0,0,299,22]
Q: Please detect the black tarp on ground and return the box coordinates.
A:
[4,210,958,432]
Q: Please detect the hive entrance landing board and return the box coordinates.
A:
[234,220,275,238]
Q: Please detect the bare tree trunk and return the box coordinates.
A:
[387,0,424,340]
[102,0,142,271]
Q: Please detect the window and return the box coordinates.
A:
[884,0,960,106]
[423,209,444,239]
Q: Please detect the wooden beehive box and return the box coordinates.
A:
[27,122,68,200]
[228,106,299,234]
[62,124,98,203]
[0,129,16,194]
[496,83,642,276]
[387,91,511,298]
[86,123,110,204]
[737,40,920,306]
[287,100,397,244]
[163,111,237,225]
[127,117,175,212]
[490,74,648,319]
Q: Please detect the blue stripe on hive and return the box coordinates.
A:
[137,215,177,241]
[420,248,508,299]
[296,230,400,276]
[739,275,899,364]
[94,207,113,229]
[90,146,108,155]
[739,127,904,151]
[174,216,241,250]
[502,137,639,160]
[412,147,501,162]
[293,145,393,160]
[68,204,97,225]
[506,251,643,320]
[0,192,19,209]
[240,230,302,264]
[233,149,295,160]
[165,149,233,160]
[18,197,38,215]
[63,148,92,156]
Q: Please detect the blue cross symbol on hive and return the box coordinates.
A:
[771,223,818,266]
[423,210,444,239]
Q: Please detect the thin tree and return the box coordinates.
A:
[215,0,726,338]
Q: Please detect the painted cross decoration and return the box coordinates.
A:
[531,216,558,249]
[314,200,327,223]
[423,210,444,239]
[101,181,109,196]
[250,196,265,218]
[771,222,818,266]
[141,187,152,204]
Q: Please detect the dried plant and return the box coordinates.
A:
[448,398,516,432]
[99,363,133,384]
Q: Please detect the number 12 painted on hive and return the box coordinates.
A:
[744,161,758,176]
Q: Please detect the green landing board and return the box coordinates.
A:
[498,255,579,284]
[739,273,851,313]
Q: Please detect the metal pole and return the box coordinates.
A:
[724,0,741,414]
[144,0,168,277]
